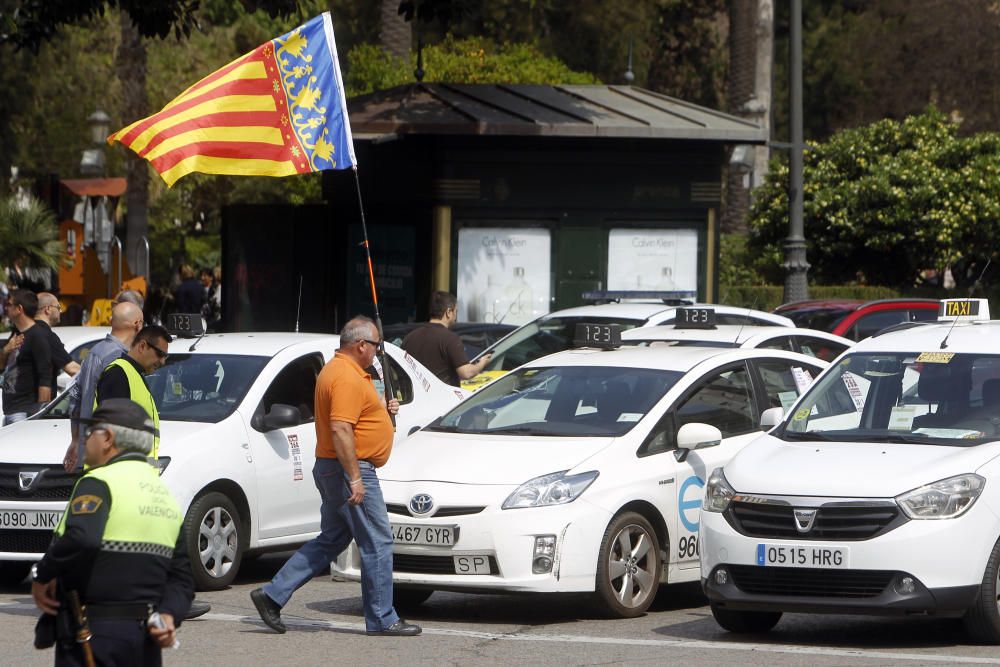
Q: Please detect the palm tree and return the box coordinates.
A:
[0,195,62,272]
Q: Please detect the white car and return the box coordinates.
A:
[462,302,795,390]
[700,299,1000,642]
[332,344,827,617]
[0,333,464,589]
[621,324,853,362]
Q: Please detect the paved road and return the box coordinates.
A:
[1,553,998,666]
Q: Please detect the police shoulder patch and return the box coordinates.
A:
[71,495,103,515]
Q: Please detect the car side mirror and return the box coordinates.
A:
[254,403,301,431]
[674,423,722,462]
[760,407,785,431]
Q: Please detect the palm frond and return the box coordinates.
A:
[0,196,62,271]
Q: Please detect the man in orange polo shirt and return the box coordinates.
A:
[250,316,421,637]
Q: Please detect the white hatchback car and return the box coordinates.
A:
[462,302,794,390]
[332,344,827,617]
[0,333,464,589]
[700,299,1000,642]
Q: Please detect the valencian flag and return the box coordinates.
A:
[108,12,355,187]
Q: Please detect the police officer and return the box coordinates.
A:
[94,325,170,461]
[31,398,194,666]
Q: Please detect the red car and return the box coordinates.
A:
[774,298,940,341]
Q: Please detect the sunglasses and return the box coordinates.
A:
[84,426,108,439]
[149,343,169,359]
[361,339,382,348]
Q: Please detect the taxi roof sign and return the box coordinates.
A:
[938,298,990,322]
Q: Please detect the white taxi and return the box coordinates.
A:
[462,301,794,390]
[701,299,1000,642]
[0,332,463,589]
[332,333,826,617]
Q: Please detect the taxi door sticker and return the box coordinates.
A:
[677,475,704,560]
[288,434,303,481]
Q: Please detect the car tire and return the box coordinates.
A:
[184,492,243,591]
[710,603,782,633]
[963,534,1000,643]
[0,561,31,587]
[593,512,661,618]
[393,586,433,610]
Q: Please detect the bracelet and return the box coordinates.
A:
[349,478,363,486]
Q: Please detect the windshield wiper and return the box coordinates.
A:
[486,426,551,435]
[781,431,836,441]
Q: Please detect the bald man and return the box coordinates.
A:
[35,293,80,389]
[64,301,144,471]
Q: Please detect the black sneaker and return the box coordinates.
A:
[250,588,286,634]
[184,600,212,620]
[366,620,422,637]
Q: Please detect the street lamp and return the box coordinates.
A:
[783,0,809,302]
[80,109,111,177]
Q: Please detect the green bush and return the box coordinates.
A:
[718,284,901,311]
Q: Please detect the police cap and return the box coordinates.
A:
[87,398,158,435]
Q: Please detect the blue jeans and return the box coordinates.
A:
[3,412,27,426]
[263,457,399,632]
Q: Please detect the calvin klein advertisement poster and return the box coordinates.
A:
[607,228,698,293]
[457,228,551,325]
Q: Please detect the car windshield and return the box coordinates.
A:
[778,351,1000,446]
[35,354,268,424]
[480,316,647,372]
[427,365,682,437]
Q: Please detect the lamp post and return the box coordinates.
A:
[782,0,809,302]
[80,109,111,177]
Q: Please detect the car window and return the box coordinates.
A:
[782,353,1000,445]
[755,335,794,352]
[755,359,817,412]
[849,310,906,340]
[256,354,323,428]
[383,356,414,404]
[146,354,268,423]
[69,341,99,365]
[429,365,681,437]
[795,335,849,362]
[675,365,756,437]
[482,316,646,372]
[911,308,938,322]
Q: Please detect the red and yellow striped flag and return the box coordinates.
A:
[108,12,355,187]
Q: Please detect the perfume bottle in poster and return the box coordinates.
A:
[500,267,533,323]
[478,275,500,323]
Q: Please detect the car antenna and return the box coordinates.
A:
[294,275,303,333]
[940,258,991,349]
[188,327,208,352]
[734,294,760,347]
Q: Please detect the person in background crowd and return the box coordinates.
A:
[401,291,492,387]
[32,398,194,666]
[251,316,419,637]
[0,290,52,425]
[35,292,80,394]
[200,268,221,330]
[173,265,204,314]
[64,301,144,471]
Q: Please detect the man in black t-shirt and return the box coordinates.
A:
[401,291,492,387]
[35,292,80,393]
[1,290,52,425]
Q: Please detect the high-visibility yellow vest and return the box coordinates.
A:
[95,358,159,460]
[55,458,182,555]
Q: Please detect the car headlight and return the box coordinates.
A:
[502,470,598,509]
[895,473,985,519]
[702,467,735,513]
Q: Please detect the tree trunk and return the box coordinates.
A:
[722,0,757,235]
[117,10,150,285]
[752,0,773,187]
[380,0,411,60]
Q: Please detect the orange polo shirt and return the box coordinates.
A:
[315,352,394,467]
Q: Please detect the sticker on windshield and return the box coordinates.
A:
[172,382,183,396]
[617,412,643,422]
[916,352,955,364]
[792,407,810,422]
[841,372,866,412]
[888,405,916,430]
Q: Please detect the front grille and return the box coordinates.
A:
[0,529,54,554]
[393,554,499,575]
[729,565,894,598]
[726,501,904,540]
[386,504,486,518]
[0,465,80,501]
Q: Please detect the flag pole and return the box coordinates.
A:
[352,166,396,426]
